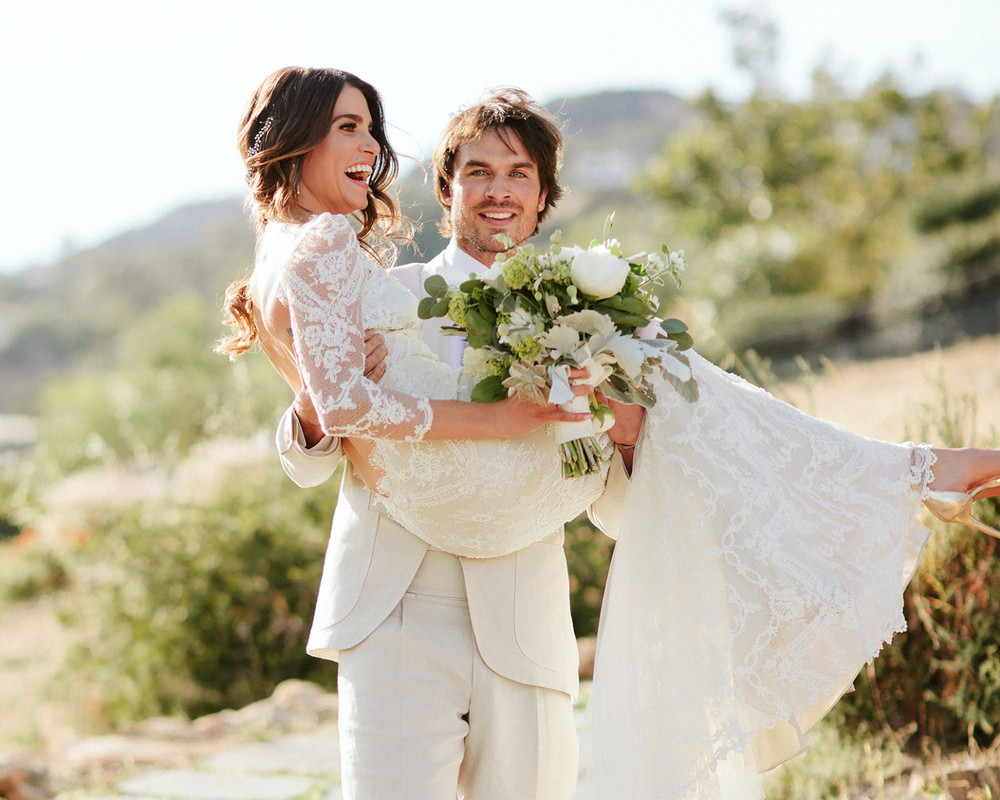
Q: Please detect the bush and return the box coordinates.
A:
[0,539,71,603]
[915,181,1000,233]
[0,465,27,542]
[36,295,290,473]
[55,453,340,731]
[565,515,614,638]
[763,718,913,800]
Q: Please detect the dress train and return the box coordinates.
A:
[580,352,933,800]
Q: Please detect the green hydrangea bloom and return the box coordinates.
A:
[501,254,533,290]
[447,293,469,327]
[512,336,542,361]
[487,355,510,376]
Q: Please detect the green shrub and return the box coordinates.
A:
[36,295,290,473]
[0,541,71,603]
[0,469,25,542]
[915,181,1000,233]
[55,455,340,731]
[763,718,913,800]
[565,515,614,638]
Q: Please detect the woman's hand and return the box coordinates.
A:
[486,393,593,438]
[292,387,325,448]
[930,447,1000,495]
[425,375,592,442]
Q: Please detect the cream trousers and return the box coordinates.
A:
[337,549,579,800]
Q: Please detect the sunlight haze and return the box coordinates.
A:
[3,0,998,273]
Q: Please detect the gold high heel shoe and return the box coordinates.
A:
[923,476,1000,540]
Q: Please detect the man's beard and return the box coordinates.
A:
[459,203,532,254]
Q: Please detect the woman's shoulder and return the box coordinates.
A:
[263,212,356,246]
[301,212,357,241]
[265,213,360,265]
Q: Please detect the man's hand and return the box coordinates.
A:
[293,387,325,448]
[598,395,645,474]
[363,330,388,383]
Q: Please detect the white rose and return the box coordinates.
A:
[570,245,630,299]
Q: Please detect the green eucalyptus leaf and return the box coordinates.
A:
[423,275,449,297]
[417,296,441,319]
[603,309,652,329]
[465,309,493,348]
[430,297,451,316]
[659,317,689,334]
[670,331,694,350]
[471,375,507,403]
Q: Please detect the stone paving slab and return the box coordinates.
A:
[204,727,340,776]
[115,769,315,800]
[71,796,164,800]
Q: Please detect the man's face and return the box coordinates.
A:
[443,128,547,267]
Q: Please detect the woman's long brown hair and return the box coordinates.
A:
[217,66,408,359]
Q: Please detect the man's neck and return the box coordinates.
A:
[456,241,502,269]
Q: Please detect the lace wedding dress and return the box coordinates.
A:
[265,213,934,799]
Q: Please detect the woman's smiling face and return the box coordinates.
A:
[298,85,381,216]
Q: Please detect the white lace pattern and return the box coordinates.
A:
[581,353,933,800]
[279,214,433,441]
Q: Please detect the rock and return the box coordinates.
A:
[192,680,338,737]
[0,763,52,800]
[130,715,202,741]
[47,681,340,792]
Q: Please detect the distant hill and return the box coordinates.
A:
[0,89,692,414]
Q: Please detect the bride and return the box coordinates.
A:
[219,67,1000,799]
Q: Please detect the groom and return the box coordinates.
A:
[278,88,638,800]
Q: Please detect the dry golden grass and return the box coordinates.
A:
[776,334,1000,445]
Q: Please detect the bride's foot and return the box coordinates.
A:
[925,448,1000,539]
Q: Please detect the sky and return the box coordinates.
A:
[2,0,998,274]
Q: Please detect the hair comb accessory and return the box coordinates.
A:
[245,116,275,181]
[248,116,274,158]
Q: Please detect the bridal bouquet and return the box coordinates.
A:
[418,218,698,477]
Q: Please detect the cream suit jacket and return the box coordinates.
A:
[279,239,631,697]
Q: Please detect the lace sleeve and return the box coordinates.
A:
[281,214,433,441]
